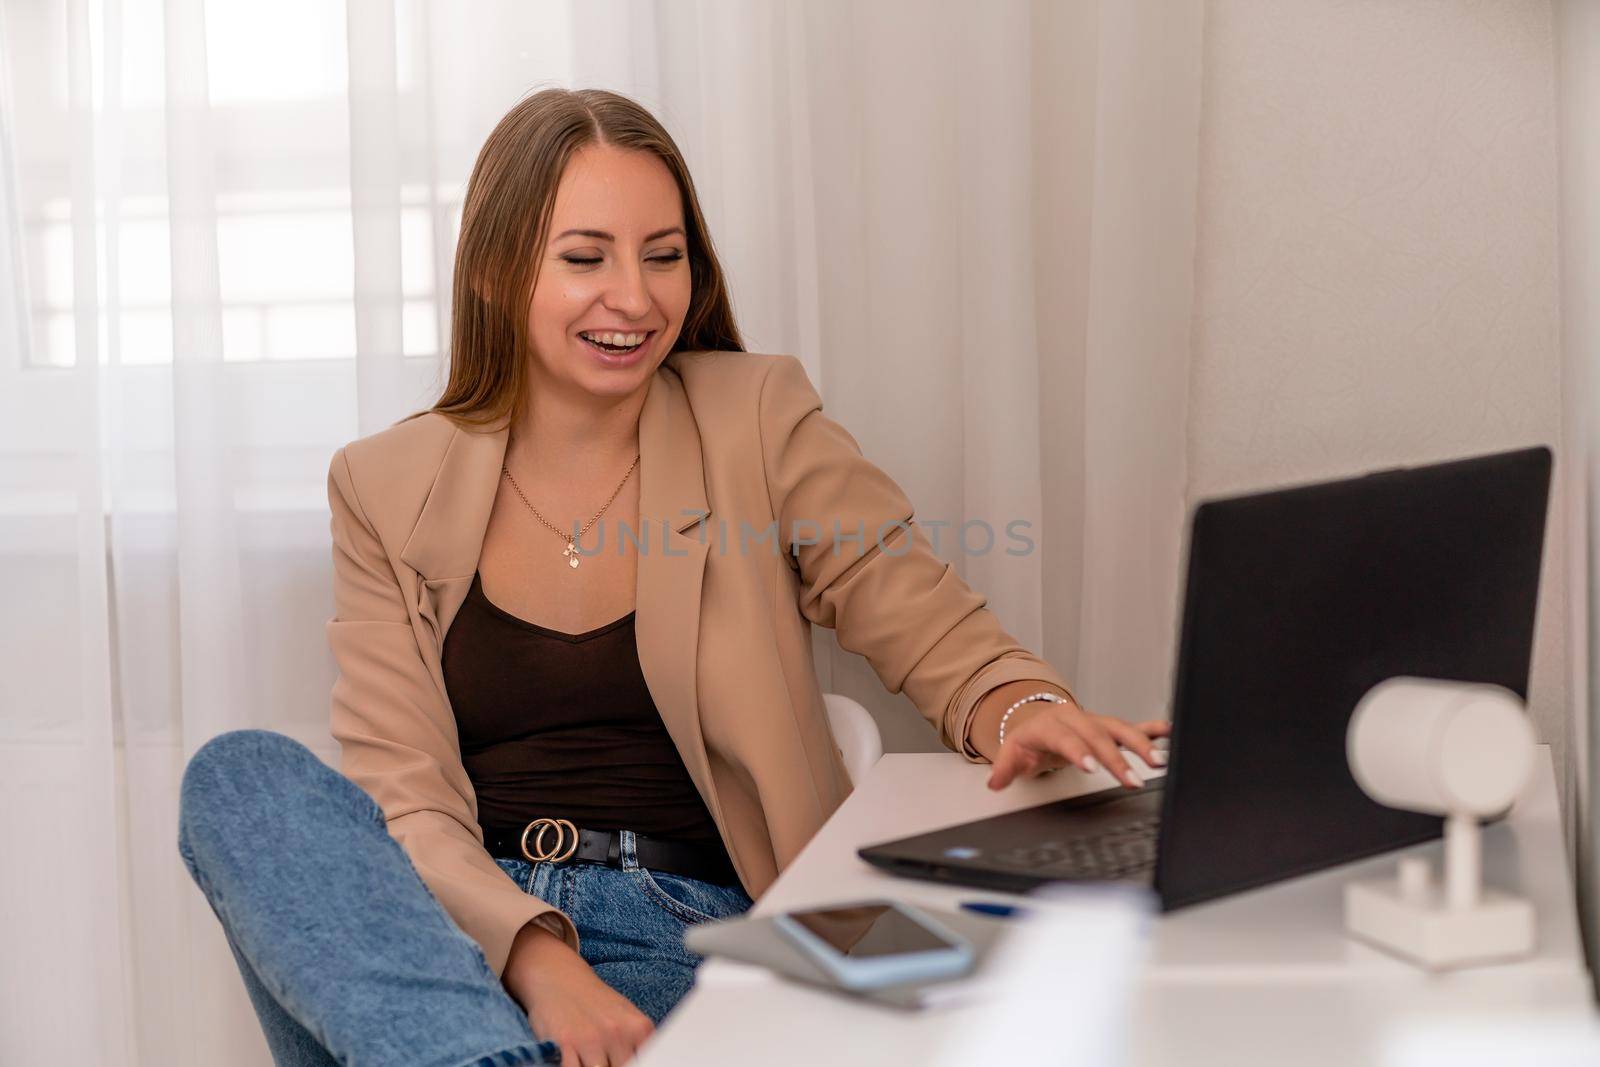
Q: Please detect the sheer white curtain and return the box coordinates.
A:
[0,1,1202,1062]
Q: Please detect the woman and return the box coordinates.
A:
[177,88,1169,1067]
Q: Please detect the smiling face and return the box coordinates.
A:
[525,142,692,405]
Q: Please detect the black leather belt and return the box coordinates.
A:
[483,819,741,888]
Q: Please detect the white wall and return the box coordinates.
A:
[1189,1,1570,796]
[1556,0,1599,986]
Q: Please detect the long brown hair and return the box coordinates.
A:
[409,87,745,430]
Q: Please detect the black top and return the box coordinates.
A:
[441,571,726,852]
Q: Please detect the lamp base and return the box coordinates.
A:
[1345,876,1535,970]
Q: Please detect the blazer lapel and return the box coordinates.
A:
[394,357,717,798]
[399,418,509,666]
[633,362,716,798]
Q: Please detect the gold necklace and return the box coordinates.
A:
[501,454,640,570]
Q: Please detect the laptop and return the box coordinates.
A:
[859,446,1552,911]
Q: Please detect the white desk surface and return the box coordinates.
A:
[638,746,1594,1067]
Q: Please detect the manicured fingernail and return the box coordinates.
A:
[1082,756,1100,773]
[1149,750,1168,766]
[1123,769,1142,788]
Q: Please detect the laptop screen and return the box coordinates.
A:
[1153,446,1551,908]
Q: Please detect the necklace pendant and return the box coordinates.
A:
[563,540,580,569]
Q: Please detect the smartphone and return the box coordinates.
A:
[771,900,976,990]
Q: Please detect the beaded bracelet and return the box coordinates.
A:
[998,691,1069,747]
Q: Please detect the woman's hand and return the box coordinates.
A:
[503,922,654,1067]
[985,696,1171,792]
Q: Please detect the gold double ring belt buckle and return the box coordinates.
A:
[520,817,579,863]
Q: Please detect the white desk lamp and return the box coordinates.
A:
[1344,676,1537,969]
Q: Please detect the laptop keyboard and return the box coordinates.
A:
[990,813,1161,881]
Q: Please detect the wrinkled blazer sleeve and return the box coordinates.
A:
[325,446,578,976]
[757,355,1078,761]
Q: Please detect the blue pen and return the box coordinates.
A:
[959,900,1030,920]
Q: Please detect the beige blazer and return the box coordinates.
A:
[325,350,1072,975]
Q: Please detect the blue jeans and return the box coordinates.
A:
[176,729,753,1067]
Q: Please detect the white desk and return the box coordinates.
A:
[639,746,1594,1066]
